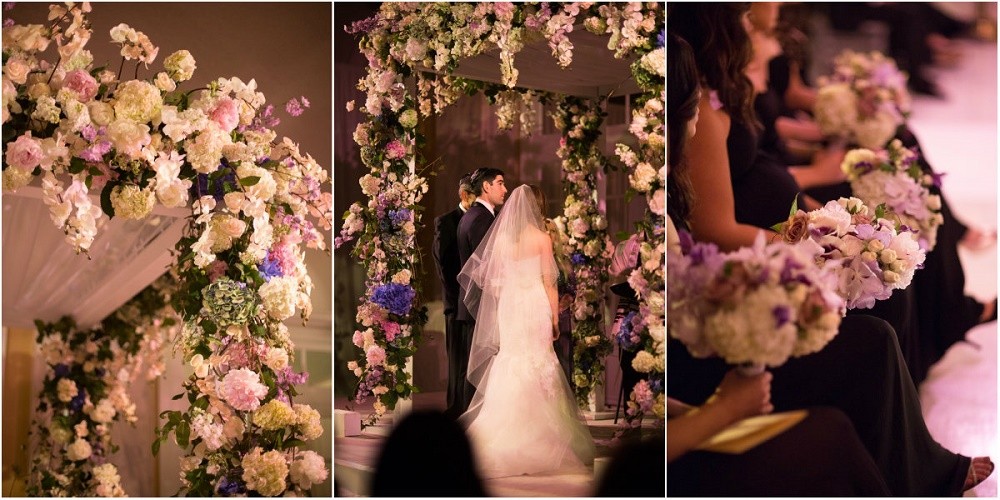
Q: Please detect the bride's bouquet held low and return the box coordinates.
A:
[775,197,926,310]
[841,139,944,251]
[814,50,912,149]
[667,232,846,371]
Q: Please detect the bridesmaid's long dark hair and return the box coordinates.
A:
[667,33,699,226]
[667,2,757,129]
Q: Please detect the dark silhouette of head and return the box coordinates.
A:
[595,437,666,497]
[667,32,701,226]
[370,410,488,497]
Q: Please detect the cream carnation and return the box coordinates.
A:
[110,184,156,220]
[242,447,289,497]
[259,276,298,321]
[290,450,328,490]
[113,80,162,123]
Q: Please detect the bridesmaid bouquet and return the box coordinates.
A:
[814,50,912,149]
[841,140,944,251]
[778,198,926,310]
[667,232,845,369]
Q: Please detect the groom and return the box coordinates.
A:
[452,167,507,418]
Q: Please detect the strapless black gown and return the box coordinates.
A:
[730,114,925,384]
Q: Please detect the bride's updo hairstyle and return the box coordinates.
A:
[528,184,546,219]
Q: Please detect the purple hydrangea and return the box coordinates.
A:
[615,311,640,351]
[217,475,246,495]
[53,363,70,378]
[370,283,415,316]
[69,387,86,412]
[570,253,586,265]
[655,29,665,48]
[194,162,238,201]
[258,252,283,282]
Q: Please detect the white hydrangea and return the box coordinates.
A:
[66,438,93,461]
[112,80,162,123]
[107,118,153,159]
[164,50,196,81]
[90,398,117,424]
[259,276,298,321]
[815,83,858,138]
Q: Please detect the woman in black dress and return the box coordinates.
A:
[666,32,891,496]
[760,4,996,384]
[668,3,992,495]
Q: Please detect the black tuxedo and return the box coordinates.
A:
[456,201,496,321]
[433,206,465,316]
[448,200,496,417]
[433,205,466,419]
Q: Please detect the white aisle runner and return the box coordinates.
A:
[908,38,998,498]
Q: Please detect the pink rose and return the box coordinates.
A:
[62,69,99,101]
[209,97,240,133]
[352,330,364,348]
[5,133,44,172]
[365,345,386,367]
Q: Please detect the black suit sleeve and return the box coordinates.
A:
[466,211,492,256]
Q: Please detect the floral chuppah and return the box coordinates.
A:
[28,277,180,497]
[4,3,331,496]
[337,2,664,426]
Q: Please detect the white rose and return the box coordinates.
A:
[87,101,115,127]
[263,347,289,372]
[66,438,93,461]
[154,71,176,92]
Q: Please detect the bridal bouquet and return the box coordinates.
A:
[779,198,926,310]
[841,140,944,251]
[814,50,912,149]
[667,232,845,368]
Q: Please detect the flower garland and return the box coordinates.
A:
[4,4,331,496]
[27,276,180,497]
[552,95,615,407]
[607,14,665,435]
[339,2,662,426]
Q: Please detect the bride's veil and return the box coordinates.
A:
[457,185,558,418]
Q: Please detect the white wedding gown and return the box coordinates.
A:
[459,255,596,479]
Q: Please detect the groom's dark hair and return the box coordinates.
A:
[469,167,505,196]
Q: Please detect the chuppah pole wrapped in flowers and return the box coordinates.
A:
[4,3,331,496]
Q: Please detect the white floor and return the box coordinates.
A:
[908,39,999,498]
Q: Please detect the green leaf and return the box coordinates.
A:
[68,157,87,174]
[283,438,305,450]
[239,176,261,187]
[100,182,117,219]
[152,437,161,456]
[171,393,184,401]
[176,420,190,447]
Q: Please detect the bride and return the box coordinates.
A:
[457,184,596,478]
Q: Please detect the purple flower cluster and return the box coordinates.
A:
[345,14,382,35]
[258,252,283,282]
[285,96,310,117]
[79,126,112,162]
[243,104,280,133]
[570,252,586,265]
[217,475,246,495]
[615,311,641,351]
[354,366,385,404]
[195,162,238,201]
[370,283,415,316]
